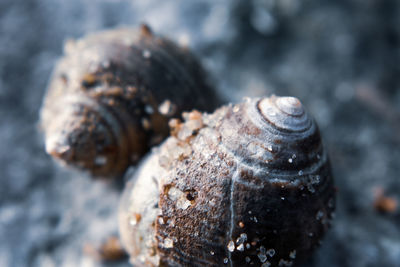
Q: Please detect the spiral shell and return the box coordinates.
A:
[40,25,221,178]
[118,95,335,266]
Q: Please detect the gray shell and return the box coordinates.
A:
[40,25,220,178]
[119,96,335,266]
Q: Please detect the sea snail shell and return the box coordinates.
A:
[118,95,336,266]
[40,25,220,178]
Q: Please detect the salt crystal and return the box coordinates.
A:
[163,238,173,248]
[227,240,235,252]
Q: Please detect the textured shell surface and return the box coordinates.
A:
[119,95,335,267]
[40,25,220,178]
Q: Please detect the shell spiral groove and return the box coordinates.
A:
[118,95,336,266]
[40,25,221,178]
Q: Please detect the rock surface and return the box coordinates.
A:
[0,0,399,266]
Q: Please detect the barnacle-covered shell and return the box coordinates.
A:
[119,96,335,266]
[40,25,220,178]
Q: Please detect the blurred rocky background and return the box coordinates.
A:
[0,0,399,266]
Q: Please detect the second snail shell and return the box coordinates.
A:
[40,25,221,178]
[119,95,335,266]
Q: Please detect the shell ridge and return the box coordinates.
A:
[134,36,209,110]
[60,94,123,140]
[147,37,200,91]
[60,94,130,172]
[96,98,137,167]
[145,39,198,97]
[146,36,216,110]
[217,136,330,192]
[215,126,329,180]
[139,40,193,96]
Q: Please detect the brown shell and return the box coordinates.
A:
[40,25,221,178]
[118,96,336,266]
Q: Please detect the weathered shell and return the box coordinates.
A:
[118,96,335,266]
[40,25,220,178]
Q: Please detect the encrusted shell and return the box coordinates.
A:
[40,25,220,178]
[118,96,335,266]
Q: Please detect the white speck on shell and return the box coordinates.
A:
[266,248,275,257]
[94,155,107,165]
[316,210,324,220]
[163,238,173,248]
[142,49,151,58]
[236,233,247,244]
[167,186,192,210]
[289,250,297,259]
[129,217,138,226]
[258,252,267,263]
[227,240,235,252]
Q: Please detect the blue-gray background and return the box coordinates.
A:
[0,0,399,266]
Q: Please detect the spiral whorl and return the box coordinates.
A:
[258,96,311,132]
